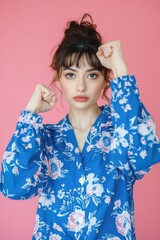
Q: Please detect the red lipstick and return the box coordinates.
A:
[73,96,89,102]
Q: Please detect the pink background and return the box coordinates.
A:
[0,0,160,239]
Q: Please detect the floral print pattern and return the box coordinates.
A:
[1,75,160,239]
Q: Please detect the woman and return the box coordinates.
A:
[1,13,160,240]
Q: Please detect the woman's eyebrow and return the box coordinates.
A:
[63,67,77,72]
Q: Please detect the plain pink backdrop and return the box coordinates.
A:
[0,0,160,239]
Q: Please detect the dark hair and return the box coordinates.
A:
[50,13,111,101]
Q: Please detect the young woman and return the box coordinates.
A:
[1,14,160,240]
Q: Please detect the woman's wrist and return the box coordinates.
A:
[24,105,40,114]
[112,62,128,78]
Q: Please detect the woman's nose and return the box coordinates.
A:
[77,77,86,92]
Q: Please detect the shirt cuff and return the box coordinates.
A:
[18,110,43,125]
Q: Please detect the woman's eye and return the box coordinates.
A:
[88,73,98,79]
[65,73,76,79]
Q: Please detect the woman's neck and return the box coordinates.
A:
[68,104,101,131]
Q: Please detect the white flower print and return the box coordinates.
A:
[96,131,111,153]
[12,165,19,175]
[140,150,147,159]
[123,103,132,112]
[33,214,45,236]
[86,183,104,197]
[100,233,121,240]
[138,116,158,143]
[111,124,128,153]
[49,233,62,240]
[24,143,32,149]
[65,142,74,151]
[79,176,86,185]
[105,196,111,204]
[22,135,31,142]
[53,223,65,234]
[57,189,65,199]
[86,210,103,235]
[119,97,127,104]
[85,173,104,206]
[39,192,55,208]
[3,151,16,164]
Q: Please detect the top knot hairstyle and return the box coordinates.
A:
[50,13,111,101]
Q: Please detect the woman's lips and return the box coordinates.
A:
[73,96,89,102]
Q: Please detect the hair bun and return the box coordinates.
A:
[64,13,98,40]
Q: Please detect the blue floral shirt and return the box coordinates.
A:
[1,75,160,240]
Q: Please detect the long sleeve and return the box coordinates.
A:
[1,110,46,199]
[110,75,160,180]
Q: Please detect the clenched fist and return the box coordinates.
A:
[25,84,57,114]
[96,40,128,78]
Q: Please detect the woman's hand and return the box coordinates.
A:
[96,40,128,78]
[25,84,57,114]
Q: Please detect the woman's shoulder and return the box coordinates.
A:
[43,114,72,133]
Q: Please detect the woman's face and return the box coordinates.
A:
[58,55,106,111]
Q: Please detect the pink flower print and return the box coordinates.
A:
[114,200,121,209]
[67,209,85,232]
[115,210,131,236]
[48,157,63,180]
